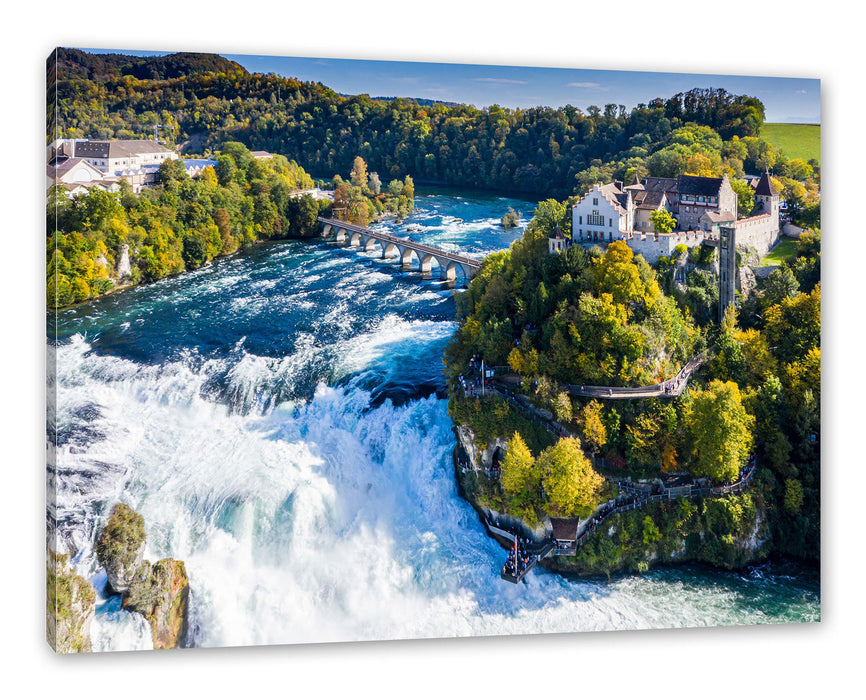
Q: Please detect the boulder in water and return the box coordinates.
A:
[96,503,146,594]
[123,558,190,649]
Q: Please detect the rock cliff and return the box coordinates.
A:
[47,550,96,653]
[123,558,190,649]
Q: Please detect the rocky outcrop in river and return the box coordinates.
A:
[123,558,190,649]
[96,503,190,649]
[96,503,146,593]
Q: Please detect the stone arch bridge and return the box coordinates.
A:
[317,217,482,285]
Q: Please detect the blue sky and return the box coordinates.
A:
[82,49,820,123]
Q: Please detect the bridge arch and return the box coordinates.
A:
[444,260,470,284]
[362,235,379,253]
[419,253,438,276]
[400,247,416,268]
[382,242,401,259]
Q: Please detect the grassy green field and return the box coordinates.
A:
[761,123,820,163]
[758,237,799,267]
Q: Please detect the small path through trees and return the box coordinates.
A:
[455,348,758,583]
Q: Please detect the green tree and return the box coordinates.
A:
[500,432,541,520]
[783,478,804,516]
[731,178,755,217]
[532,198,570,238]
[538,436,606,518]
[401,174,415,200]
[387,179,404,196]
[285,194,321,238]
[214,155,236,186]
[649,208,677,234]
[501,432,536,497]
[685,380,754,483]
[181,230,208,269]
[763,266,800,308]
[578,400,607,459]
[350,156,369,189]
[553,392,573,424]
[642,515,662,544]
[764,283,821,365]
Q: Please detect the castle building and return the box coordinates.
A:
[561,171,780,264]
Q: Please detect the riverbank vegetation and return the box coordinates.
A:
[548,492,764,575]
[50,49,819,229]
[447,197,820,564]
[47,145,408,307]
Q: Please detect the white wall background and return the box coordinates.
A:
[3,3,858,698]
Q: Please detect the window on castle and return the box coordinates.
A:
[593,198,598,205]
[587,211,604,226]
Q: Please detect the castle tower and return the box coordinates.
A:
[548,224,567,254]
[754,169,780,232]
[718,223,737,322]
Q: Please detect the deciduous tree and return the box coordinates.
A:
[578,400,607,459]
[350,156,369,189]
[649,208,677,234]
[685,380,754,483]
[538,436,606,518]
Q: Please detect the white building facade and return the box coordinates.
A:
[565,172,780,263]
[571,183,634,243]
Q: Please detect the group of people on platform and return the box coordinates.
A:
[503,538,533,578]
[459,356,486,397]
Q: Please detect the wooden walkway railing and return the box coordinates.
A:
[566,349,709,399]
[467,346,759,582]
[553,462,758,557]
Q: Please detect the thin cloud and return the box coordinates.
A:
[795,89,808,94]
[472,78,528,85]
[568,81,606,90]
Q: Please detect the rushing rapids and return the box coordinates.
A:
[48,188,819,651]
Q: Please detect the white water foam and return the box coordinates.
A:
[50,318,817,651]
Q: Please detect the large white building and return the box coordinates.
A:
[567,171,780,263]
[49,139,178,192]
[46,157,120,197]
[47,139,215,196]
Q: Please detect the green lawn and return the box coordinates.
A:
[761,123,820,164]
[758,237,798,267]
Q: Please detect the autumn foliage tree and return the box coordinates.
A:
[501,432,540,520]
[684,380,754,483]
[537,437,606,518]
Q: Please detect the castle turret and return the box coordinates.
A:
[548,224,567,254]
[754,169,780,231]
